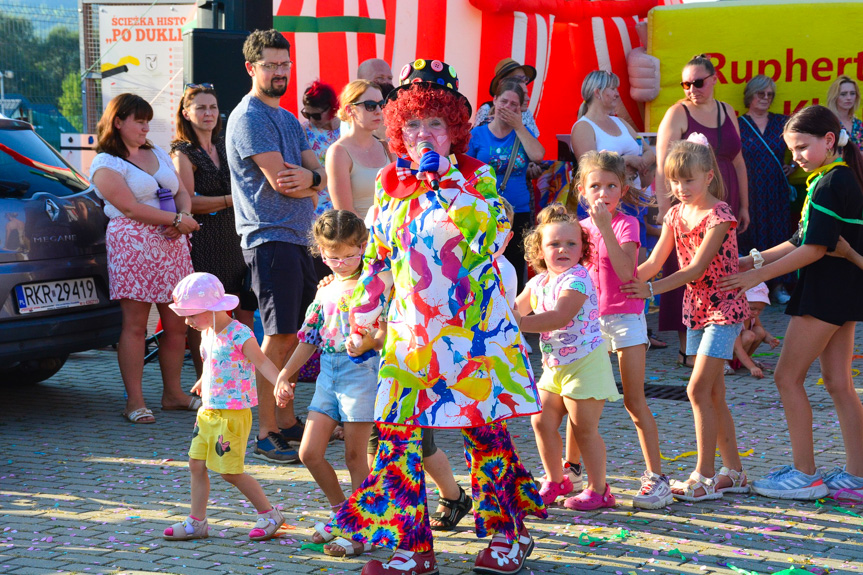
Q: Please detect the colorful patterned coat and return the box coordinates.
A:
[350,155,540,429]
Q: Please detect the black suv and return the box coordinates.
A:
[0,117,121,383]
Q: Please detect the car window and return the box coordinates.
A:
[0,126,90,199]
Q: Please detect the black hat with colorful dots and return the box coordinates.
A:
[387,58,471,116]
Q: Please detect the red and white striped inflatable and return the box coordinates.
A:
[272,0,681,153]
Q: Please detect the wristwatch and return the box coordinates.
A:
[311,170,322,188]
[749,248,764,269]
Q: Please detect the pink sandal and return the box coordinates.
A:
[563,483,616,510]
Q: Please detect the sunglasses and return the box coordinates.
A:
[352,99,386,112]
[185,83,214,90]
[755,90,775,100]
[680,75,713,90]
[301,109,324,121]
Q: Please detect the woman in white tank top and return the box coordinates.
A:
[570,70,655,188]
[326,80,391,224]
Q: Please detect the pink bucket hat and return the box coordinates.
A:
[169,272,239,316]
[745,282,770,305]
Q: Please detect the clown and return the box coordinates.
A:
[321,59,547,575]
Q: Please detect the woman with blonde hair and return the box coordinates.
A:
[826,75,863,152]
[325,79,391,221]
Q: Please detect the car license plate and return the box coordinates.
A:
[15,278,100,314]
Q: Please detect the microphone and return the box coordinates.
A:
[417,141,440,191]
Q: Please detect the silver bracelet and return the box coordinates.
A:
[647,281,654,298]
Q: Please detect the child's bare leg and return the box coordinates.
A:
[820,322,863,476]
[221,473,272,512]
[297,412,342,505]
[565,397,607,493]
[673,355,723,495]
[343,421,374,490]
[189,458,209,519]
[618,344,661,474]
[531,390,567,481]
[748,325,767,353]
[711,369,744,490]
[565,417,582,466]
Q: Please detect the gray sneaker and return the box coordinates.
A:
[633,470,673,509]
[563,460,584,492]
[253,432,300,464]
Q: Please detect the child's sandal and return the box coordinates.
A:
[717,467,750,494]
[249,508,285,541]
[672,472,723,502]
[163,516,208,540]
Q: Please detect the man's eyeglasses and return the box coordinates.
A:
[680,75,713,90]
[755,91,775,100]
[301,109,323,121]
[185,83,214,90]
[255,61,292,72]
[321,255,363,267]
[352,99,386,112]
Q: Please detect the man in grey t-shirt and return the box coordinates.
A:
[226,29,326,464]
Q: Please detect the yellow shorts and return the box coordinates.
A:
[188,408,252,475]
[537,346,621,402]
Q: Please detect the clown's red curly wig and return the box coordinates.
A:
[385,85,471,158]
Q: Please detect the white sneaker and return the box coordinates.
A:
[563,460,584,492]
[633,470,673,509]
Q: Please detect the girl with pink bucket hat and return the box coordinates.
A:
[163,272,286,541]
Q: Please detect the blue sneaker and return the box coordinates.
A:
[823,466,863,496]
[751,465,829,500]
[279,418,306,445]
[253,432,300,464]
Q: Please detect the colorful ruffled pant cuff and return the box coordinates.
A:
[333,421,546,553]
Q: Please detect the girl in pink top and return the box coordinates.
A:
[622,135,749,503]
[578,151,670,510]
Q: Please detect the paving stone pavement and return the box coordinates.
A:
[2,306,863,575]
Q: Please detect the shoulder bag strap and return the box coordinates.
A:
[499,135,522,192]
[739,115,793,186]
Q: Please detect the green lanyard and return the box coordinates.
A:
[799,159,863,242]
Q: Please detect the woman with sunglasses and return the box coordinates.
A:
[737,75,797,304]
[171,83,256,379]
[325,80,390,222]
[301,81,341,218]
[321,59,545,575]
[654,54,749,367]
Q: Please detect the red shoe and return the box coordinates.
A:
[361,549,438,575]
[473,528,534,574]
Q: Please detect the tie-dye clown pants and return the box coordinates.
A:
[332,421,547,552]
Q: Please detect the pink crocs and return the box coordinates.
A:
[563,483,616,511]
[538,475,574,505]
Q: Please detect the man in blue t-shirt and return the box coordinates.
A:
[226,28,327,464]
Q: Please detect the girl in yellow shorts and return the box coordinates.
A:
[163,272,285,541]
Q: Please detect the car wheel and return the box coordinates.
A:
[0,356,69,385]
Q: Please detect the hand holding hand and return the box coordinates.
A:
[346,331,376,357]
[273,372,295,407]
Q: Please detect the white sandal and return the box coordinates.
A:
[672,471,723,502]
[323,537,371,557]
[717,467,750,494]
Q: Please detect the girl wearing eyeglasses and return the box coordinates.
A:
[300,81,340,219]
[274,210,383,553]
[326,79,391,222]
[737,74,797,305]
[654,54,749,368]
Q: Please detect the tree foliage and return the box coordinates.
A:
[59,71,82,132]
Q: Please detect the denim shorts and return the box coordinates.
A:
[308,352,378,423]
[599,312,649,352]
[686,323,743,360]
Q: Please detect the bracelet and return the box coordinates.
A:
[647,281,654,298]
[749,248,764,269]
[172,212,183,228]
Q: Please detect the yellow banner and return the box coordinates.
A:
[646,0,863,132]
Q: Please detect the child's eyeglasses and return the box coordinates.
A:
[321,255,363,267]
[185,83,214,90]
[680,75,712,90]
[352,99,386,112]
[301,109,323,121]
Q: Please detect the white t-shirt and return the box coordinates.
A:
[90,146,179,220]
